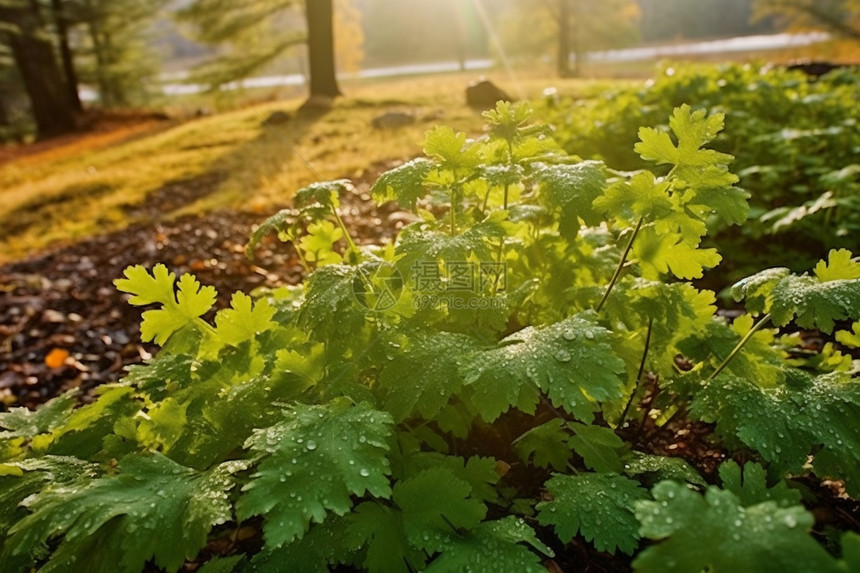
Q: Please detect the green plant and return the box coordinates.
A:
[542,63,860,283]
[2,102,860,572]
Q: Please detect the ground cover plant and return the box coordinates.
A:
[1,101,860,572]
[542,63,860,285]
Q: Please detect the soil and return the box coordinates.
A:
[0,164,404,410]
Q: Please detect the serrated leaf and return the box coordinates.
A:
[718,461,801,507]
[423,517,550,573]
[347,502,426,573]
[635,227,721,280]
[0,391,78,439]
[3,453,244,573]
[213,293,277,348]
[238,401,394,549]
[814,249,860,282]
[770,274,860,333]
[370,158,433,209]
[245,207,298,260]
[731,267,791,314]
[692,371,860,495]
[293,179,351,210]
[298,220,344,266]
[115,265,216,345]
[513,419,571,471]
[538,472,647,554]
[376,331,481,422]
[534,161,606,238]
[464,312,625,422]
[622,453,707,486]
[250,514,354,573]
[399,453,501,504]
[119,353,194,401]
[393,467,486,552]
[197,555,244,573]
[569,423,626,473]
[424,126,480,171]
[634,481,838,573]
[594,171,674,222]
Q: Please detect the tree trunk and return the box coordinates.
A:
[305,0,342,101]
[50,0,83,112]
[0,3,76,138]
[557,0,571,77]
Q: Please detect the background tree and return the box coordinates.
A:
[498,0,641,77]
[753,0,860,41]
[74,0,168,107]
[0,0,77,137]
[177,0,346,102]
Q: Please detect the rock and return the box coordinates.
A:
[786,61,847,79]
[371,111,416,130]
[466,79,513,110]
[264,111,291,125]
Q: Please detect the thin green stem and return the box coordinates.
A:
[596,217,644,313]
[707,313,773,383]
[450,189,457,236]
[618,317,653,427]
[331,206,358,255]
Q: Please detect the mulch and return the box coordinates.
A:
[0,166,404,410]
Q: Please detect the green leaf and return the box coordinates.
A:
[621,452,707,487]
[534,161,606,238]
[463,312,625,422]
[0,391,78,439]
[293,179,351,210]
[568,423,626,473]
[636,105,732,169]
[424,126,480,171]
[3,453,244,573]
[717,461,801,507]
[513,419,571,471]
[399,453,501,504]
[732,252,860,332]
[424,517,551,573]
[634,481,838,573]
[245,207,298,260]
[691,371,860,496]
[370,158,433,209]
[238,401,394,549]
[770,275,860,333]
[815,249,860,282]
[115,264,216,345]
[376,331,481,422]
[537,472,647,554]
[212,292,277,348]
[393,467,486,552]
[347,502,426,573]
[731,267,791,315]
[197,555,244,573]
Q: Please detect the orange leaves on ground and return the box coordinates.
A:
[45,348,70,369]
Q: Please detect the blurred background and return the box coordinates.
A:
[1,0,858,141]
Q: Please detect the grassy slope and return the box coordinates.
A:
[0,73,621,265]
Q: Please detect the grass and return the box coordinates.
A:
[0,71,619,264]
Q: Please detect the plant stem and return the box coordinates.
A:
[596,217,644,313]
[331,206,358,255]
[707,313,772,383]
[450,189,457,235]
[618,317,653,427]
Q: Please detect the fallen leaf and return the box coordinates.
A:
[45,348,70,369]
